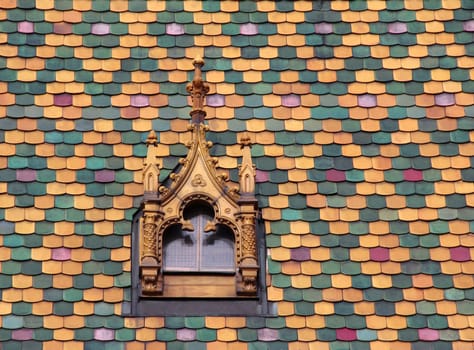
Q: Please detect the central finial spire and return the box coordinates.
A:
[186,55,210,124]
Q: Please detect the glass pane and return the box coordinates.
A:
[163,202,236,272]
[163,229,198,271]
[200,226,235,271]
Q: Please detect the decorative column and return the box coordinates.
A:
[237,134,259,295]
[140,130,163,295]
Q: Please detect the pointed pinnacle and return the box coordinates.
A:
[146,130,157,145]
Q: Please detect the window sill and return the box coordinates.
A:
[131,297,274,317]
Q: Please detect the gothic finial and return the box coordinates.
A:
[143,130,160,193]
[240,132,251,148]
[146,130,157,145]
[239,133,256,196]
[186,55,210,124]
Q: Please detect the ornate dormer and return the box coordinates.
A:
[139,57,259,298]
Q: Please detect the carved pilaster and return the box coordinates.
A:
[140,210,163,296]
[236,134,259,296]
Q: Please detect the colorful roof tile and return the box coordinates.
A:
[0,0,473,349]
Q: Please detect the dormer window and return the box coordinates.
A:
[131,57,264,311]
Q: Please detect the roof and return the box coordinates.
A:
[0,0,473,348]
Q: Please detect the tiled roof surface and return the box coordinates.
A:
[0,0,473,349]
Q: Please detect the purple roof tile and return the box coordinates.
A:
[54,94,73,107]
[464,20,474,32]
[256,170,269,183]
[54,22,72,34]
[388,22,408,34]
[282,94,301,107]
[291,247,311,261]
[358,94,377,108]
[166,23,185,35]
[258,328,279,341]
[95,170,115,183]
[435,93,455,106]
[404,169,423,182]
[370,247,390,262]
[418,328,439,341]
[94,328,115,341]
[12,329,33,341]
[16,169,36,182]
[314,22,333,34]
[207,94,225,107]
[52,248,71,261]
[18,21,34,33]
[240,23,258,35]
[91,23,110,35]
[336,328,357,341]
[326,169,346,182]
[450,247,471,262]
[176,329,196,341]
[131,95,149,107]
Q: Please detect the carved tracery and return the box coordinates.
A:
[139,57,259,297]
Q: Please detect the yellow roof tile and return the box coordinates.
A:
[301,261,321,275]
[0,194,14,208]
[360,10,379,22]
[212,13,232,25]
[453,274,474,289]
[193,12,212,25]
[322,288,342,302]
[334,45,355,58]
[294,45,313,60]
[448,314,469,329]
[306,193,325,208]
[32,301,52,315]
[462,261,474,274]
[54,328,75,341]
[424,288,444,301]
[143,317,164,328]
[213,35,231,47]
[292,275,312,289]
[343,288,363,302]
[62,261,82,276]
[310,247,330,261]
[62,36,82,49]
[136,328,156,341]
[346,195,366,209]
[278,22,296,34]
[0,301,12,315]
[282,261,301,275]
[12,274,32,289]
[339,209,359,222]
[206,316,226,329]
[331,274,352,289]
[94,71,113,83]
[267,286,283,301]
[31,247,51,261]
[53,274,73,289]
[298,328,317,342]
[305,315,325,329]
[378,329,399,341]
[314,301,334,315]
[287,169,309,182]
[394,302,416,318]
[366,315,387,330]
[381,261,401,275]
[354,301,375,315]
[270,247,290,261]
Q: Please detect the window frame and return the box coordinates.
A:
[163,201,236,273]
[130,207,272,316]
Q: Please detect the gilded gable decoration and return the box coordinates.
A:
[138,57,259,297]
